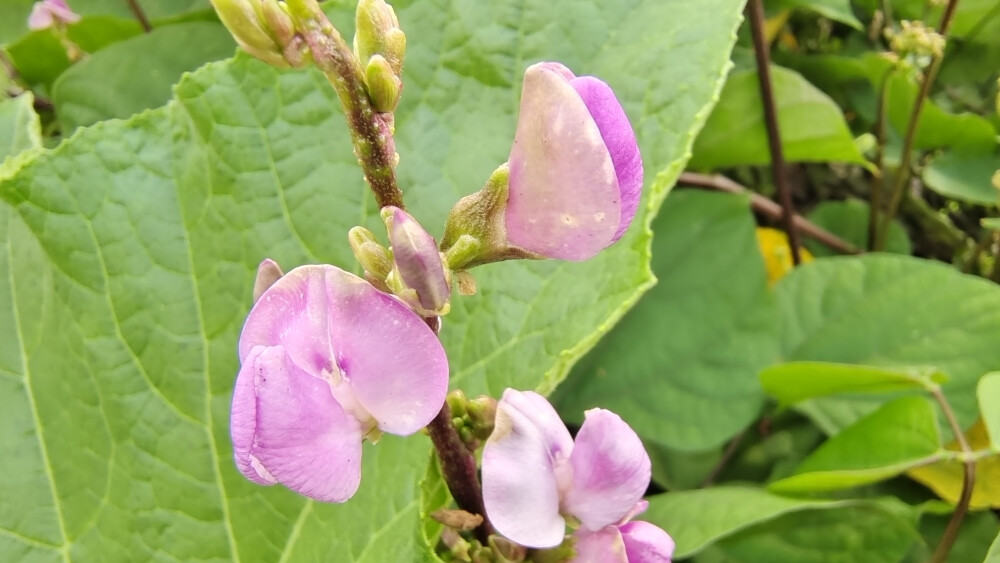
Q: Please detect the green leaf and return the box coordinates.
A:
[804,199,912,257]
[0,0,748,560]
[553,191,778,450]
[980,373,1000,449]
[775,255,1000,436]
[692,503,918,563]
[642,486,901,559]
[773,0,863,29]
[0,93,41,159]
[689,65,867,170]
[914,511,1000,563]
[984,218,1000,230]
[52,22,236,131]
[923,150,1000,206]
[988,529,1000,563]
[759,362,944,406]
[769,396,943,493]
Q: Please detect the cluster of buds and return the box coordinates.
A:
[446,390,497,451]
[354,0,406,113]
[210,0,307,67]
[885,20,945,70]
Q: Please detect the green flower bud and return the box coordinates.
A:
[354,0,403,67]
[365,54,403,112]
[348,226,392,282]
[211,0,286,67]
[260,0,295,46]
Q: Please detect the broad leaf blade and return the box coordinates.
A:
[770,396,943,493]
[0,93,41,159]
[554,191,779,451]
[689,65,867,170]
[0,0,748,560]
[980,373,1000,449]
[760,362,944,406]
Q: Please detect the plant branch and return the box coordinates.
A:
[746,0,802,265]
[125,0,153,32]
[679,172,862,255]
[290,4,404,210]
[700,431,746,487]
[929,386,975,563]
[422,317,494,544]
[877,0,962,250]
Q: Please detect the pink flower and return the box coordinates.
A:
[505,62,643,261]
[231,263,449,502]
[481,390,673,562]
[27,0,80,30]
[384,206,451,315]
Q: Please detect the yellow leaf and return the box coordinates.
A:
[908,419,1000,509]
[755,227,813,285]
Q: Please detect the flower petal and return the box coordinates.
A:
[570,527,628,563]
[569,76,642,243]
[324,267,448,435]
[620,521,675,563]
[239,265,337,378]
[563,409,651,531]
[231,345,273,486]
[506,62,621,261]
[482,390,573,548]
[386,206,450,313]
[248,345,364,503]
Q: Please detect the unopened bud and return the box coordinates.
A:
[384,207,451,315]
[260,0,295,46]
[447,389,468,417]
[488,535,527,562]
[211,0,291,67]
[354,0,403,67]
[887,20,945,64]
[467,395,497,439]
[365,55,402,112]
[348,226,392,281]
[252,258,284,303]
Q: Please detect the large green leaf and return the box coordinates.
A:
[988,529,1000,563]
[52,22,235,131]
[692,504,918,563]
[0,0,746,561]
[775,255,1000,436]
[773,0,863,29]
[980,373,1000,449]
[922,150,1000,206]
[769,396,943,493]
[689,65,867,171]
[554,190,778,451]
[760,362,944,406]
[642,486,906,559]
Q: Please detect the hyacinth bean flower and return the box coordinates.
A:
[482,390,674,562]
[28,0,80,30]
[506,62,643,261]
[231,263,449,502]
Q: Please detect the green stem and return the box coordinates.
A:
[877,0,962,250]
[928,386,975,563]
[287,1,404,210]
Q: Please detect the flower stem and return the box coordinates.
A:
[876,0,962,250]
[125,0,153,32]
[289,2,404,210]
[928,386,975,563]
[746,0,802,265]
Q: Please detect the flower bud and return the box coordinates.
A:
[365,54,403,112]
[354,0,405,73]
[383,207,451,316]
[348,226,392,283]
[27,0,80,30]
[252,258,284,303]
[259,0,295,46]
[211,0,307,68]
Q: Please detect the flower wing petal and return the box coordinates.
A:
[231,345,273,485]
[564,409,651,531]
[620,521,675,563]
[249,345,364,503]
[324,267,448,435]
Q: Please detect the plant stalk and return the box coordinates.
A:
[125,0,153,32]
[422,317,494,544]
[877,0,962,250]
[292,6,404,210]
[679,172,861,255]
[928,387,975,563]
[746,0,802,265]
